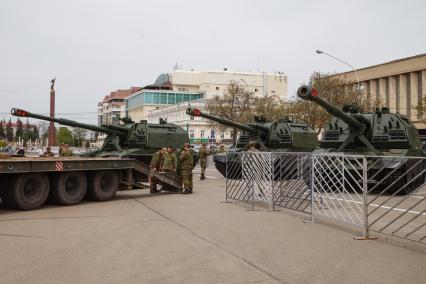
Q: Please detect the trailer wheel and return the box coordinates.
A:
[0,175,17,209]
[52,171,87,205]
[12,173,50,210]
[88,170,119,201]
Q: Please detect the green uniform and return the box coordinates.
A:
[60,149,73,157]
[162,152,177,172]
[149,151,163,191]
[180,149,193,192]
[199,147,208,178]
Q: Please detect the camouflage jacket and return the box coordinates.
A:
[179,150,193,170]
[162,153,177,171]
[199,148,208,160]
[150,151,162,170]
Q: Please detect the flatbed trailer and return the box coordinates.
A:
[0,156,182,210]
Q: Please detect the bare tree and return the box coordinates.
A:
[206,81,255,142]
[285,72,366,135]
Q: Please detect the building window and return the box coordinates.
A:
[200,130,205,138]
[255,88,258,92]
[189,130,195,138]
[216,87,219,91]
[271,90,276,94]
[220,132,224,139]
[190,116,194,120]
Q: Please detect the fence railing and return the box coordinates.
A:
[225,152,426,244]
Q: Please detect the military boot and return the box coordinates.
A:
[200,173,205,180]
[188,188,193,194]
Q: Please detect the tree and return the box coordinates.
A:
[32,125,39,141]
[206,81,255,142]
[15,119,24,141]
[56,127,73,145]
[284,72,365,135]
[253,95,286,121]
[6,119,14,142]
[23,119,32,142]
[0,120,5,140]
[72,127,87,147]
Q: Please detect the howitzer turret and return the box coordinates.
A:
[297,84,425,194]
[12,108,198,167]
[186,107,319,177]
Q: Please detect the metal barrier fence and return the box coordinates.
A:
[225,152,426,244]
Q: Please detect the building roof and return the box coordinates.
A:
[338,52,426,76]
[101,87,142,103]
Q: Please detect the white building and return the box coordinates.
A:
[155,69,287,100]
[145,69,288,143]
[148,99,234,143]
[125,89,203,123]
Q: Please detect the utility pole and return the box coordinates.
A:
[48,75,56,147]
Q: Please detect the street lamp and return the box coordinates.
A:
[316,49,361,92]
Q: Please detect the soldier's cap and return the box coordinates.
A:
[184,143,190,147]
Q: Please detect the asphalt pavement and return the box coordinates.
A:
[0,165,425,284]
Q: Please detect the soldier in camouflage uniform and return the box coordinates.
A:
[149,148,164,193]
[199,143,209,180]
[180,143,193,194]
[161,146,177,173]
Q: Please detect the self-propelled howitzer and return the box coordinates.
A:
[12,108,198,166]
[186,107,319,177]
[296,85,425,193]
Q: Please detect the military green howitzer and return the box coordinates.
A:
[12,108,198,167]
[297,85,425,194]
[186,107,319,178]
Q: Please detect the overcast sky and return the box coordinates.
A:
[1,0,425,124]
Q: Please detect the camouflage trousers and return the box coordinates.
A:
[181,169,193,189]
[200,159,207,175]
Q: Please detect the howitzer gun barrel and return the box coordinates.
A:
[186,107,260,134]
[11,108,124,135]
[296,86,363,130]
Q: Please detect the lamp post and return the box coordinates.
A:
[316,50,361,92]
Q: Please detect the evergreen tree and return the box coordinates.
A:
[32,125,39,141]
[6,119,14,142]
[15,119,24,141]
[0,120,5,140]
[23,119,32,142]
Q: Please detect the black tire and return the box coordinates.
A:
[51,171,87,205]
[11,173,50,210]
[0,175,17,209]
[88,170,119,201]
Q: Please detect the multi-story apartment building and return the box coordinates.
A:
[97,87,141,126]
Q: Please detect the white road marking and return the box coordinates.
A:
[319,195,426,216]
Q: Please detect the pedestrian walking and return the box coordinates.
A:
[199,143,209,180]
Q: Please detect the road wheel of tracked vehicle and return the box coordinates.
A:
[10,173,49,210]
[51,171,87,205]
[88,170,119,201]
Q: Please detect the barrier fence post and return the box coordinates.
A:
[225,153,228,203]
[251,154,255,211]
[304,154,315,223]
[269,152,274,211]
[362,156,370,239]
